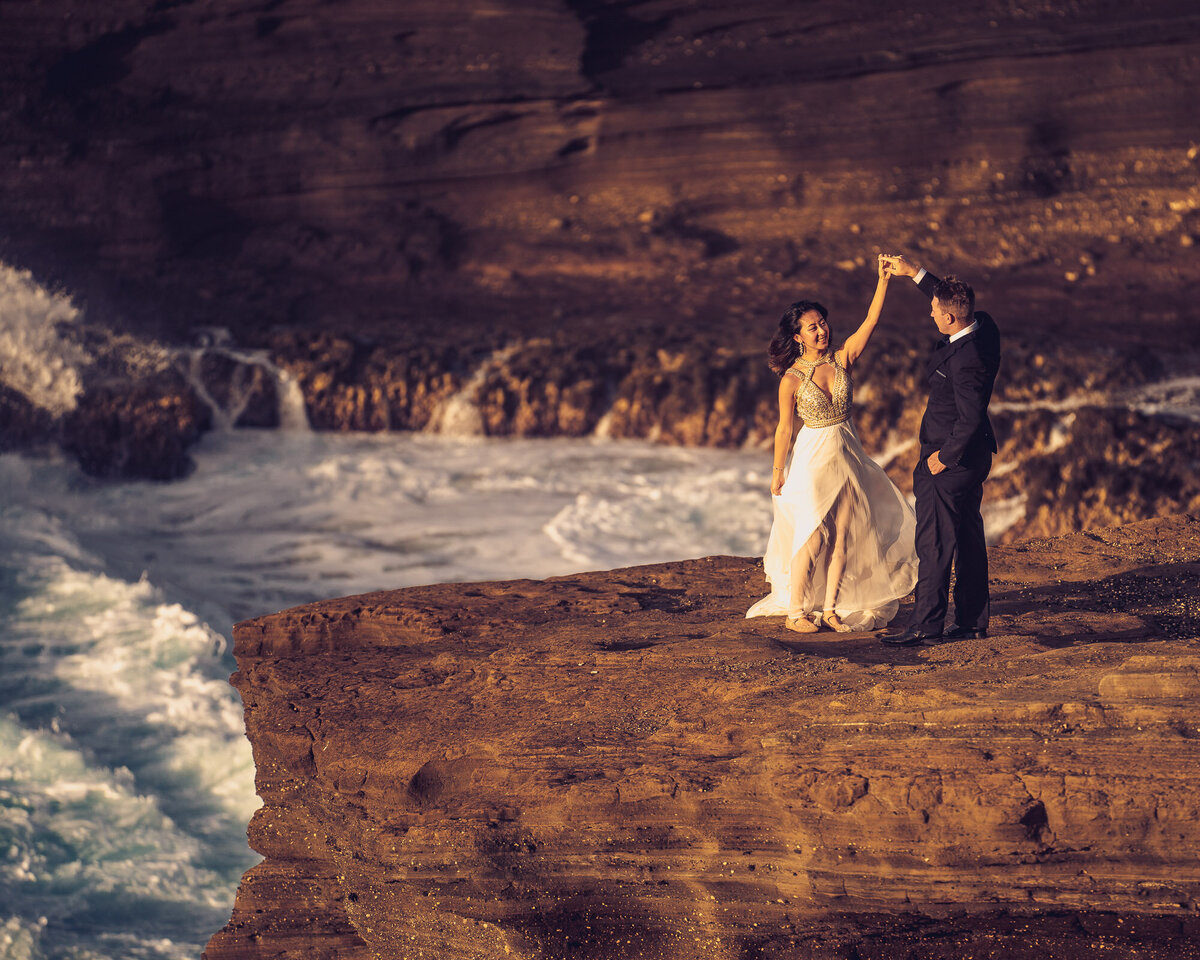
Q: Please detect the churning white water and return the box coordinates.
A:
[0,264,88,415]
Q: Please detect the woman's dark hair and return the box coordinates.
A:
[768,300,828,376]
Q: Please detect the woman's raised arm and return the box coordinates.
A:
[840,257,892,370]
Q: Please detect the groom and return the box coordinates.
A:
[880,256,1001,646]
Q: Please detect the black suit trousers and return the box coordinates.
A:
[911,454,991,633]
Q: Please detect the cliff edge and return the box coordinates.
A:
[205,515,1200,960]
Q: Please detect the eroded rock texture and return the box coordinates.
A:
[59,371,213,479]
[0,1,1198,344]
[206,515,1200,959]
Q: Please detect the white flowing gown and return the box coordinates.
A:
[746,354,918,630]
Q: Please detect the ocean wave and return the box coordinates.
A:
[0,265,88,416]
[0,711,242,959]
[0,487,257,960]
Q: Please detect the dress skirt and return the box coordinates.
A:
[746,419,917,630]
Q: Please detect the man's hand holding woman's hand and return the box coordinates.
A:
[879,254,920,279]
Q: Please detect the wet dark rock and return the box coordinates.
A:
[998,408,1200,541]
[0,383,53,451]
[266,332,462,432]
[60,372,211,480]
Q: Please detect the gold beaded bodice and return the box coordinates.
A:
[787,354,852,428]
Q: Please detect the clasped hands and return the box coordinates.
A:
[878,253,919,278]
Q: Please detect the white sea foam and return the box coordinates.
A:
[992,376,1200,422]
[876,435,917,469]
[0,488,258,960]
[981,493,1030,543]
[0,264,90,414]
[543,465,771,571]
[174,335,311,432]
[426,343,524,436]
[19,562,254,824]
[1,435,777,629]
[0,916,45,960]
[0,714,236,959]
[1127,376,1200,422]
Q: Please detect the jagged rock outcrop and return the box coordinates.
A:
[992,407,1200,541]
[60,371,212,479]
[0,344,290,480]
[0,270,309,474]
[205,515,1200,959]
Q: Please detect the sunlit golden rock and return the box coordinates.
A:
[205,516,1200,959]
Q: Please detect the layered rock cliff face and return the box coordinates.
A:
[206,514,1200,959]
[2,0,1198,342]
[1,1,1197,524]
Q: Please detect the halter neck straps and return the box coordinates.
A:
[794,353,834,372]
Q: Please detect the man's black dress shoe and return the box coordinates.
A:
[942,624,987,640]
[880,626,942,647]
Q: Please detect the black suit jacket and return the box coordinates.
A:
[915,271,1001,469]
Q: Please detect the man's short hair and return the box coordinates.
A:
[933,276,975,322]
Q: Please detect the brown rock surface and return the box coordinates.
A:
[1,1,1197,347]
[60,371,212,479]
[206,514,1200,959]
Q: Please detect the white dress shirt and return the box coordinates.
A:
[949,321,979,343]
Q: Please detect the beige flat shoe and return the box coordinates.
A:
[824,613,852,633]
[786,615,819,633]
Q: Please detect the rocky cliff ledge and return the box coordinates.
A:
[206,515,1200,960]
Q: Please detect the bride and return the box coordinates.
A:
[747,255,917,633]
